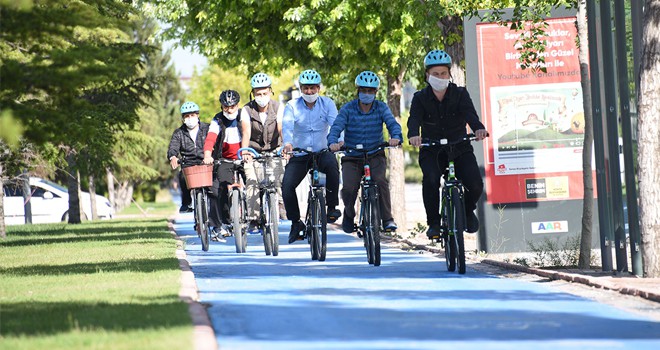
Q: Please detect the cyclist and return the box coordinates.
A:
[203,90,243,241]
[281,69,342,244]
[239,73,285,232]
[407,49,489,238]
[167,101,210,213]
[328,70,402,234]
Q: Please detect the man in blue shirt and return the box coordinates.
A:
[328,71,402,234]
[282,69,342,244]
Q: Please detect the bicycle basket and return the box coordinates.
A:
[183,164,213,188]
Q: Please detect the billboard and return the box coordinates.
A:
[476,17,595,204]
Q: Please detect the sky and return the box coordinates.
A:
[164,39,208,78]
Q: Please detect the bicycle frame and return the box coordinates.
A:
[218,157,248,253]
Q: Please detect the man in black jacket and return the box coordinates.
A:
[167,101,210,213]
[408,50,489,238]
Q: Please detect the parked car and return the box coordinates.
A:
[3,177,114,225]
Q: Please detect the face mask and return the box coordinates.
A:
[224,110,238,120]
[428,75,450,91]
[358,92,376,104]
[254,95,270,108]
[301,93,319,104]
[184,116,199,129]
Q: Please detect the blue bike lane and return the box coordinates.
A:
[173,213,660,350]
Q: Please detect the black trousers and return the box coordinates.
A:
[211,162,243,227]
[419,147,483,227]
[179,171,192,207]
[282,152,340,222]
[340,152,393,223]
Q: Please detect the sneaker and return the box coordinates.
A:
[179,204,193,213]
[383,220,397,232]
[220,224,232,237]
[327,208,341,223]
[426,225,441,239]
[211,227,226,242]
[288,220,306,244]
[342,217,355,234]
[248,220,262,234]
[466,211,479,233]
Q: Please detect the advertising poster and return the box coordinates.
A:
[476,17,594,204]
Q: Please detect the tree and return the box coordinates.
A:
[1,1,154,224]
[638,0,660,277]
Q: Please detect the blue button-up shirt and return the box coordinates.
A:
[283,96,339,153]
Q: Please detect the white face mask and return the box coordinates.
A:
[428,75,450,91]
[301,93,319,104]
[184,116,199,129]
[254,95,270,108]
[224,110,238,120]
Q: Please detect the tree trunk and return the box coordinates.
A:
[386,68,407,232]
[438,16,466,86]
[107,168,116,211]
[576,0,594,269]
[88,174,98,220]
[114,180,134,212]
[21,171,32,224]
[639,0,660,277]
[66,152,82,224]
[0,162,5,239]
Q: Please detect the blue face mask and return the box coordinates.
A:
[358,92,376,104]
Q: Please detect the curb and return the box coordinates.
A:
[388,236,660,304]
[168,220,218,350]
[480,258,660,303]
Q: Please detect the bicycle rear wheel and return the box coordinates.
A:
[196,190,210,252]
[366,188,381,266]
[450,187,466,274]
[441,192,456,272]
[231,189,245,253]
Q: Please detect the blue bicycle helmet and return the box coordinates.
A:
[299,69,322,85]
[180,101,200,114]
[424,49,452,69]
[355,71,380,88]
[250,72,272,89]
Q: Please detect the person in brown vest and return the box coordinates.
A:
[239,72,285,232]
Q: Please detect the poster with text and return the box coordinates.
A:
[476,17,595,204]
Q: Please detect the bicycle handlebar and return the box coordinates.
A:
[288,147,332,156]
[237,147,282,160]
[420,133,488,147]
[340,142,400,154]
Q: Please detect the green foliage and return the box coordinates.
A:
[528,235,581,267]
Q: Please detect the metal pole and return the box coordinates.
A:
[587,0,613,271]
[600,0,628,272]
[622,0,643,276]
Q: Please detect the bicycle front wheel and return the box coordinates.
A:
[449,187,466,274]
[268,192,279,256]
[231,189,245,253]
[366,188,381,266]
[310,189,327,261]
[196,190,210,252]
[262,192,273,256]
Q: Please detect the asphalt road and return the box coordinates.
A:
[174,216,660,350]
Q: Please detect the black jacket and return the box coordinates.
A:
[407,83,485,142]
[167,122,210,167]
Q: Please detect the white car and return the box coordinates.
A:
[3,177,114,225]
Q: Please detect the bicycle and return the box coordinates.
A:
[240,147,281,256]
[180,162,214,252]
[340,143,398,266]
[218,155,248,253]
[289,147,331,261]
[421,133,480,274]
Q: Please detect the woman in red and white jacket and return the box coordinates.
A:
[203,90,243,240]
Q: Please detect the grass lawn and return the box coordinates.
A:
[117,201,177,217]
[0,219,192,350]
